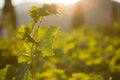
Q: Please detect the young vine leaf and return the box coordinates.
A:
[16,25,35,43]
[28,4,60,22]
[15,3,60,80]
[36,26,59,57]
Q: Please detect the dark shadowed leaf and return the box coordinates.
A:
[16,62,29,80]
[5,65,17,80]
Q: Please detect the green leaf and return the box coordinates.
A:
[23,33,35,43]
[23,42,32,55]
[28,6,41,22]
[16,25,26,39]
[28,4,60,22]
[5,65,17,80]
[17,25,35,43]
[38,36,54,57]
[16,62,29,80]
[42,3,60,15]
[36,26,59,57]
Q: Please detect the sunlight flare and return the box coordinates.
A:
[41,0,80,4]
[12,0,80,5]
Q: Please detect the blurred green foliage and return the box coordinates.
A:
[32,25,120,80]
[1,24,120,79]
[0,3,120,80]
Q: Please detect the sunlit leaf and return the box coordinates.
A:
[16,25,26,39]
[36,26,59,57]
[28,4,60,22]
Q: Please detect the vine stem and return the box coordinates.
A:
[30,17,44,36]
[29,17,44,80]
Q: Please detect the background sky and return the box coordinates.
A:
[12,0,80,5]
[0,0,120,8]
[0,0,79,7]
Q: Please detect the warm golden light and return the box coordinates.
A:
[12,0,80,6]
[41,0,80,4]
